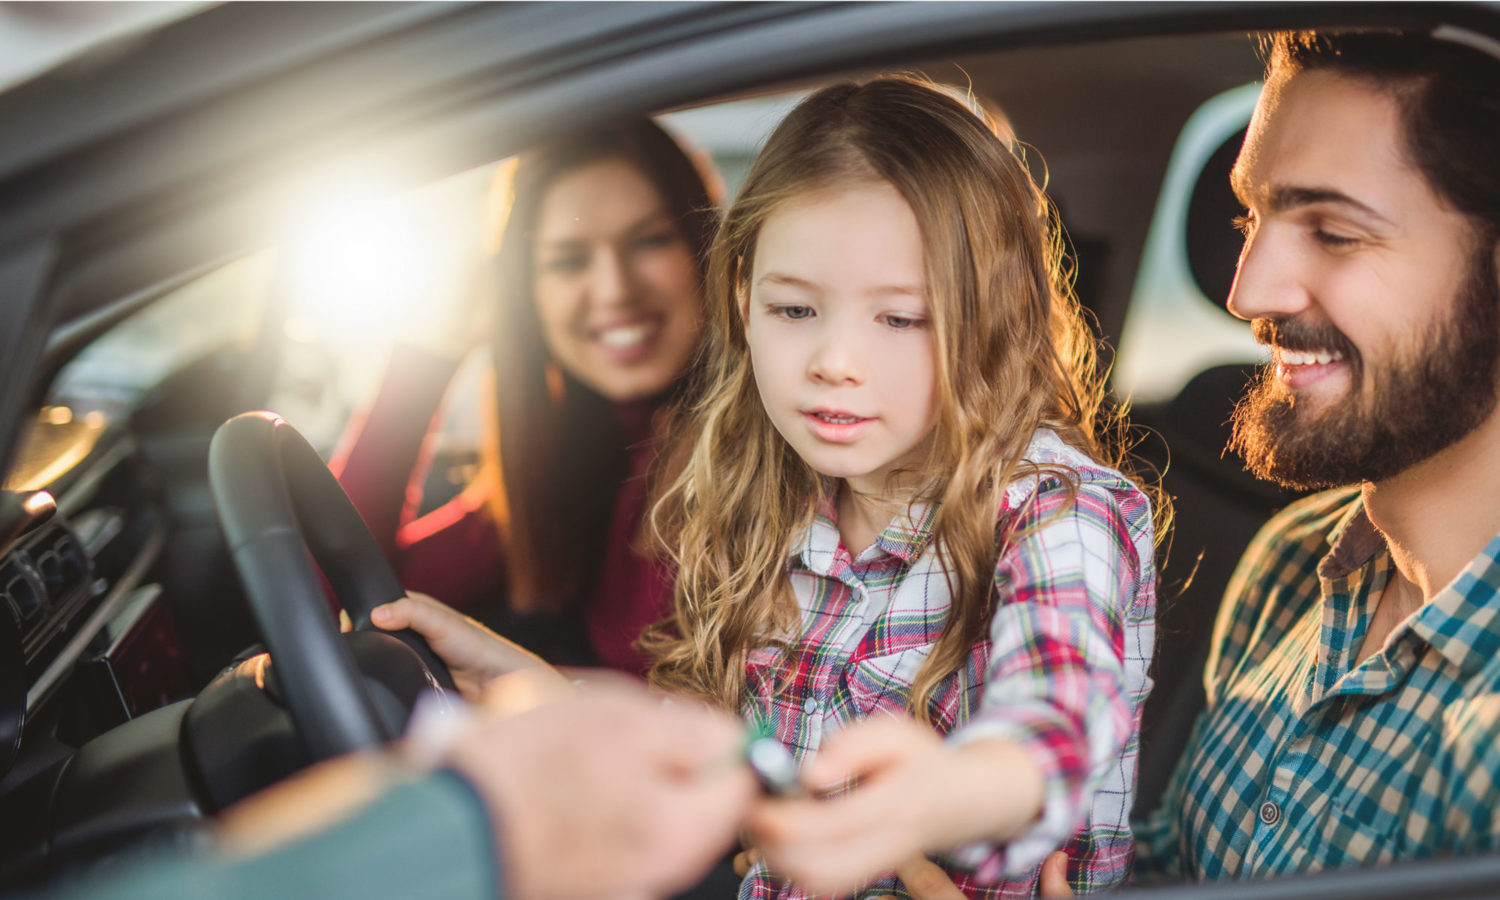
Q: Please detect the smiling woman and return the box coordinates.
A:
[331,119,719,674]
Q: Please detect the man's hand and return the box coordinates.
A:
[447,672,756,900]
[371,592,563,700]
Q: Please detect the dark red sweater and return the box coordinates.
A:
[329,345,673,675]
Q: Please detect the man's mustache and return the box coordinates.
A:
[1250,317,1361,365]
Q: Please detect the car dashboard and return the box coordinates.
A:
[0,412,196,877]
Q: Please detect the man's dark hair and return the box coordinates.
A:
[1265,30,1500,242]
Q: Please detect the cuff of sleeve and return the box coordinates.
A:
[946,712,1090,878]
[432,768,505,899]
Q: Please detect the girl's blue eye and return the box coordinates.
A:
[882,314,924,331]
[773,305,814,320]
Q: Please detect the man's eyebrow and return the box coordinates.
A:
[1230,171,1392,225]
[1268,186,1391,224]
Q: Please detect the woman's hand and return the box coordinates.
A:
[371,591,564,700]
[747,716,1043,896]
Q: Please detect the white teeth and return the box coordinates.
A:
[815,413,860,424]
[599,325,651,348]
[1279,348,1345,366]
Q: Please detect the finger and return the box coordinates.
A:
[750,771,914,847]
[896,858,966,900]
[760,823,911,896]
[802,716,935,788]
[732,848,759,877]
[369,599,414,631]
[644,778,755,897]
[337,609,353,634]
[1039,850,1073,898]
[652,699,752,772]
[374,594,474,648]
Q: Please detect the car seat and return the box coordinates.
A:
[1129,127,1307,817]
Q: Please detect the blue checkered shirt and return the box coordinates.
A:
[1135,487,1500,880]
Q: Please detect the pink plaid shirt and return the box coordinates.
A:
[740,430,1156,899]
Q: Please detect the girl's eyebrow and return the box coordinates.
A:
[868,284,925,299]
[756,272,819,292]
[756,273,923,298]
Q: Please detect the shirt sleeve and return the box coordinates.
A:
[40,770,502,900]
[947,477,1152,884]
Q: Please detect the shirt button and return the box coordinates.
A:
[803,697,820,713]
[1259,801,1281,826]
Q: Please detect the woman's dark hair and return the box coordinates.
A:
[482,119,717,615]
[1265,30,1500,241]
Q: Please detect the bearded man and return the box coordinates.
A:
[1128,29,1500,880]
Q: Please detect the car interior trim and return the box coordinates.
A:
[53,439,135,519]
[25,518,165,715]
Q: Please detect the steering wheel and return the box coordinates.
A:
[207,411,456,761]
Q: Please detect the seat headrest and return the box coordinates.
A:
[1185,127,1248,310]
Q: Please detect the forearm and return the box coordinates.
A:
[918,737,1045,851]
[43,770,499,900]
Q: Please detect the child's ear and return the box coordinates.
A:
[736,286,752,325]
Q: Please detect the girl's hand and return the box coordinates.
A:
[1038,851,1073,897]
[732,847,760,877]
[747,716,1043,896]
[370,592,564,700]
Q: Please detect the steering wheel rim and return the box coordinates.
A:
[207,411,455,760]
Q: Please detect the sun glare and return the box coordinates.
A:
[278,187,458,349]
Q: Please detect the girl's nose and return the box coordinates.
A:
[807,330,862,385]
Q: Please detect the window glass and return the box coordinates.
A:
[1113,83,1265,404]
[47,253,274,423]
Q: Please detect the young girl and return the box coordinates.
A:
[641,78,1158,899]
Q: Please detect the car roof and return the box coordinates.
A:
[1,0,1497,500]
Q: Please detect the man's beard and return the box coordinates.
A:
[1228,249,1500,491]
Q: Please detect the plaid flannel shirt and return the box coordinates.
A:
[1135,487,1500,881]
[740,429,1156,900]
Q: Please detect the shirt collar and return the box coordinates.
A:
[791,488,936,574]
[1319,496,1500,677]
[1406,529,1500,677]
[788,427,1088,573]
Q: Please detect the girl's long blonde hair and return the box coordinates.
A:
[642,76,1139,716]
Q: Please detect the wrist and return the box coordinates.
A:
[921,739,1045,850]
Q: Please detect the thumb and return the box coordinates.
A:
[1038,850,1072,898]
[370,600,412,631]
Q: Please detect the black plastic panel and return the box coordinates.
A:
[48,700,203,864]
